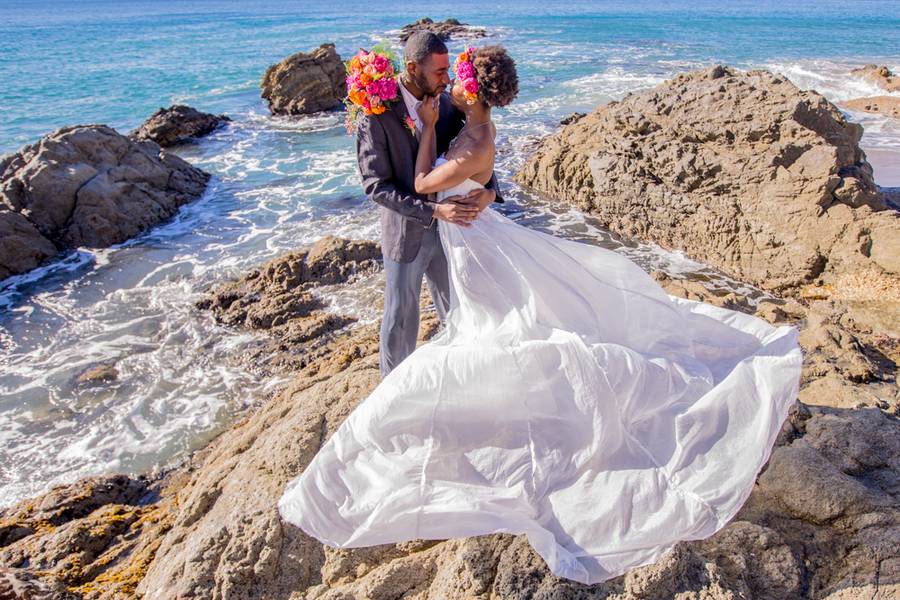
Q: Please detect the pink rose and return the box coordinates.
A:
[372,55,389,72]
[378,77,398,99]
[457,62,475,79]
[464,78,479,94]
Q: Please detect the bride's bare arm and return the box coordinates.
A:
[413,96,491,195]
[415,142,491,195]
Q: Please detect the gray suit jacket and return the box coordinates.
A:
[356,91,504,263]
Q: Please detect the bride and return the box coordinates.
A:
[278,45,803,584]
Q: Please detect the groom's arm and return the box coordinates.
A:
[357,115,435,227]
[486,172,504,203]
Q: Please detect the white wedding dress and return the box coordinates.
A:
[278,156,803,584]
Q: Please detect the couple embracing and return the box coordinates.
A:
[278,31,803,584]
[356,31,516,376]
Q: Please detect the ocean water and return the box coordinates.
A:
[1,0,898,509]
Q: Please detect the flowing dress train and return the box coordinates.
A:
[277,157,803,584]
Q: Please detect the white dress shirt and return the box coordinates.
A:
[399,80,424,134]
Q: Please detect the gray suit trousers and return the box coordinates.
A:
[379,220,451,377]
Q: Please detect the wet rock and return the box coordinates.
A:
[850,64,900,93]
[196,235,381,330]
[516,66,899,298]
[0,208,58,280]
[260,43,345,116]
[399,17,488,43]
[129,104,231,147]
[0,124,211,281]
[0,567,76,599]
[840,95,900,119]
[75,363,118,386]
[560,112,586,126]
[195,235,383,377]
[0,473,176,599]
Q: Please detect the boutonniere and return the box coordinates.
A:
[343,41,402,134]
[404,115,417,137]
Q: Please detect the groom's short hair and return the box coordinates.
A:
[404,31,448,65]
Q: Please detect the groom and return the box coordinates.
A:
[356,31,504,378]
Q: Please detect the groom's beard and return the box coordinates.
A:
[405,72,446,98]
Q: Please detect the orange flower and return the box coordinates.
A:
[350,56,361,71]
[370,104,386,115]
[348,89,366,106]
[359,72,373,86]
[458,52,469,63]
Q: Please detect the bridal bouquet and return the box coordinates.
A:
[344,42,401,134]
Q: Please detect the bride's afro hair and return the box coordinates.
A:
[472,45,519,108]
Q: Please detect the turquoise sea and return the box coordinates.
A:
[1,0,898,508]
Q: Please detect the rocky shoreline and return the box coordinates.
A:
[1,234,897,598]
[2,63,899,598]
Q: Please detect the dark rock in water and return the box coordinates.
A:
[260,43,345,116]
[0,124,211,282]
[75,363,119,386]
[560,112,586,125]
[399,17,488,43]
[129,104,231,147]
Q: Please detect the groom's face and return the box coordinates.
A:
[408,52,451,97]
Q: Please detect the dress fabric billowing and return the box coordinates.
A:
[277,157,803,584]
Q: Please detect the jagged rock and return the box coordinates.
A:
[850,64,900,92]
[0,208,58,280]
[516,66,900,297]
[129,104,231,147]
[0,473,176,599]
[260,44,345,116]
[399,17,488,43]
[560,112,586,125]
[0,567,76,599]
[0,124,210,281]
[195,235,383,377]
[196,235,381,331]
[839,95,900,119]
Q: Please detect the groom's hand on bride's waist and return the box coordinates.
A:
[443,188,496,213]
[433,201,478,227]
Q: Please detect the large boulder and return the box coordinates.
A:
[399,17,487,43]
[129,104,231,147]
[516,65,899,296]
[850,64,900,93]
[260,43,345,116]
[0,124,210,280]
